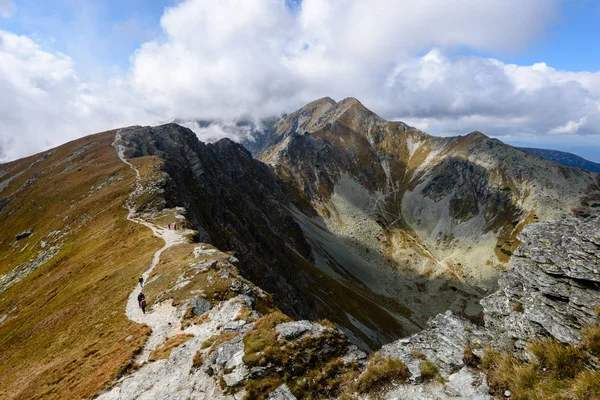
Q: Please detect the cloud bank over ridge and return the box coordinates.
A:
[2,0,600,162]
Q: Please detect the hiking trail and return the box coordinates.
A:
[113,129,188,362]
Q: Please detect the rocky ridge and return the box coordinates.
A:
[102,123,600,398]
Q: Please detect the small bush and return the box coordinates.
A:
[513,302,524,313]
[483,336,600,400]
[483,347,538,396]
[355,354,410,393]
[243,376,281,400]
[148,334,194,361]
[192,351,203,369]
[243,312,292,367]
[419,360,439,382]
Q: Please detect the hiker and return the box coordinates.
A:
[138,292,146,314]
[174,223,177,230]
[168,223,171,230]
[138,276,144,288]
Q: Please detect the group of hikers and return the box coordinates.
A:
[136,220,191,315]
[167,221,191,230]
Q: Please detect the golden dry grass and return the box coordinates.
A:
[483,332,600,400]
[354,354,410,393]
[0,131,163,399]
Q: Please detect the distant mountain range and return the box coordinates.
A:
[518,147,600,173]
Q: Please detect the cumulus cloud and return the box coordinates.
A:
[3,0,600,162]
[0,31,159,161]
[383,52,600,139]
[0,0,15,18]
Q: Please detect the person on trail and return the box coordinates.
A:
[174,223,177,230]
[138,292,147,314]
[139,276,144,288]
[168,223,171,230]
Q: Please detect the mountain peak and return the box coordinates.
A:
[302,96,336,110]
[465,130,488,139]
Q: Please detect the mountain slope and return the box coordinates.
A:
[248,97,599,321]
[518,147,600,173]
[1,97,600,399]
[0,131,162,399]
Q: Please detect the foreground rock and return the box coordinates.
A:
[482,213,600,350]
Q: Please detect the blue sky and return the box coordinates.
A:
[0,0,175,79]
[4,0,598,75]
[1,0,600,162]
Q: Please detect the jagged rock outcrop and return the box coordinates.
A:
[482,212,600,350]
[114,104,600,351]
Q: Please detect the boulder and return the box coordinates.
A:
[266,384,297,400]
[15,229,32,241]
[379,311,489,380]
[276,320,323,340]
[191,297,212,316]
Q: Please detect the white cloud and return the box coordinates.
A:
[0,0,15,18]
[0,31,159,161]
[3,0,600,162]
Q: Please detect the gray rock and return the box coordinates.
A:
[223,364,249,387]
[379,311,489,380]
[0,246,61,295]
[221,320,247,333]
[444,367,490,399]
[192,297,212,316]
[266,384,297,400]
[482,213,600,349]
[15,229,32,241]
[341,345,368,368]
[276,320,323,340]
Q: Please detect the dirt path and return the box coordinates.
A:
[113,130,188,362]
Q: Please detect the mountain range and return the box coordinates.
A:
[1,97,599,399]
[518,147,600,173]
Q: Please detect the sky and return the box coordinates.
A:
[1,0,600,163]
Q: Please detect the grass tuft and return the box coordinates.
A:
[354,354,410,393]
[419,360,439,382]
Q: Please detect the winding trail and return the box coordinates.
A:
[113,129,187,362]
[98,131,243,399]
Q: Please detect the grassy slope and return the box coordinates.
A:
[0,131,162,399]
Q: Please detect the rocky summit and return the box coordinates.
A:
[1,98,600,399]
